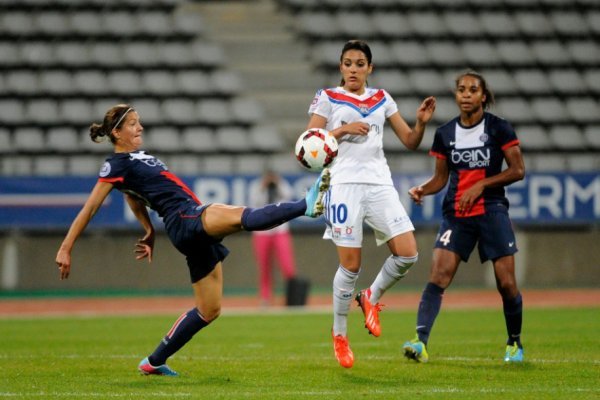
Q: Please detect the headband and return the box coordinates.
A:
[111,107,134,132]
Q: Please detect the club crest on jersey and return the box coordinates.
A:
[99,162,111,177]
[479,133,489,143]
[359,103,369,114]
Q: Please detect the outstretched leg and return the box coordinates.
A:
[139,263,223,376]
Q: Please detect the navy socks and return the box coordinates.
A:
[148,308,209,366]
[503,292,523,348]
[416,282,445,345]
[241,200,306,231]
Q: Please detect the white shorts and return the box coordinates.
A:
[323,183,414,248]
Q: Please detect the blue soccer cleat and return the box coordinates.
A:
[504,343,524,363]
[138,357,179,376]
[403,336,429,363]
[304,168,331,217]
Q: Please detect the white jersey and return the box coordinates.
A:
[308,86,398,186]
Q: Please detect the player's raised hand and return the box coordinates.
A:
[408,186,425,205]
[416,96,436,124]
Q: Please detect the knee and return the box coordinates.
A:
[196,306,221,323]
[391,253,418,276]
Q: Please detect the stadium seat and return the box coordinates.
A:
[249,125,285,152]
[530,98,569,124]
[59,99,94,125]
[267,153,301,174]
[335,12,375,38]
[54,43,90,68]
[26,99,61,125]
[408,70,446,96]
[119,98,159,125]
[297,12,340,39]
[531,40,570,66]
[90,43,123,68]
[370,70,413,96]
[142,71,178,96]
[1,156,34,176]
[46,127,81,153]
[496,41,536,67]
[161,98,199,125]
[13,127,46,153]
[382,127,406,152]
[513,70,552,95]
[67,155,106,176]
[215,127,251,153]
[479,12,520,38]
[444,12,484,37]
[514,12,554,37]
[495,97,534,124]
[234,155,267,174]
[70,12,104,36]
[389,41,430,67]
[371,12,412,38]
[408,12,448,38]
[36,11,71,35]
[176,71,212,96]
[144,127,182,152]
[567,154,598,172]
[567,40,600,66]
[33,156,67,176]
[74,71,110,96]
[461,41,502,68]
[583,69,600,95]
[548,69,587,95]
[0,100,26,124]
[200,155,235,174]
[515,125,552,151]
[0,128,12,154]
[0,42,20,67]
[548,126,587,151]
[107,71,143,97]
[210,70,243,96]
[167,155,202,176]
[5,71,39,96]
[197,99,230,126]
[530,153,566,172]
[39,71,73,97]
[181,127,216,153]
[426,41,466,68]
[582,125,600,150]
[550,11,589,36]
[231,98,265,125]
[565,98,600,123]
[102,11,141,37]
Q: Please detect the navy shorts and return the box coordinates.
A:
[434,212,517,263]
[164,204,230,283]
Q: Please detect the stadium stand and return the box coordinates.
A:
[0,0,598,175]
[0,0,284,176]
[277,0,599,171]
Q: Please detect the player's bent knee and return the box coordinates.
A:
[196,306,221,323]
[391,253,418,276]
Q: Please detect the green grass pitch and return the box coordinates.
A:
[0,307,598,399]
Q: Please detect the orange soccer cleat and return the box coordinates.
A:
[356,288,383,337]
[332,332,354,368]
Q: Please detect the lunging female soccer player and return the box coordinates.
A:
[403,70,526,363]
[55,104,330,376]
[306,40,436,368]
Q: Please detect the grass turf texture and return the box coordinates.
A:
[0,307,598,399]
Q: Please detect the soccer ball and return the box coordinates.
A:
[294,128,338,172]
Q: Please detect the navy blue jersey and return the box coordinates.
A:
[430,112,520,217]
[98,151,200,218]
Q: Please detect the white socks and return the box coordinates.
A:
[369,254,418,304]
[332,265,359,336]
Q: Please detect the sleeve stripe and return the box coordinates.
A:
[98,177,124,183]
[501,139,520,150]
[429,150,446,159]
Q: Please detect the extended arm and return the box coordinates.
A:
[125,194,155,263]
[457,145,525,214]
[409,157,449,205]
[55,181,114,280]
[388,96,436,150]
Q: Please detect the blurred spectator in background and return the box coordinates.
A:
[249,170,299,306]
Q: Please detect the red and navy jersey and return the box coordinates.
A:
[430,112,520,217]
[97,151,200,218]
